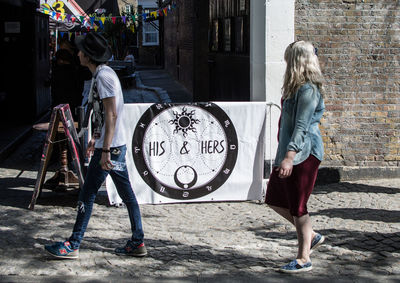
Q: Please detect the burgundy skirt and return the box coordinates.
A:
[265,155,320,217]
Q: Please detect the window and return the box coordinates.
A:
[209,0,249,53]
[125,5,132,14]
[142,9,159,46]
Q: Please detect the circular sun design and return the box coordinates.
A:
[169,107,200,137]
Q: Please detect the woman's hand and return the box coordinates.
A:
[276,151,296,178]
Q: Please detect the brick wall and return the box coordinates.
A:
[295,0,400,168]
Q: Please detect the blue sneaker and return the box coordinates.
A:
[280,259,312,273]
[310,233,325,254]
[114,241,147,257]
[44,241,79,259]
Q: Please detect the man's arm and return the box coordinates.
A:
[99,96,117,170]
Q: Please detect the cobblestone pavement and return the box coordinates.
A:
[0,109,399,282]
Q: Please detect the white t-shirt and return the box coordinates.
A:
[93,65,125,149]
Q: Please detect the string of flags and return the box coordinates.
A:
[37,3,177,32]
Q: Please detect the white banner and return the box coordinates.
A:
[106,102,266,204]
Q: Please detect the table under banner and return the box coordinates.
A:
[106,102,267,204]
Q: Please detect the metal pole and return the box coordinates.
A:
[266,102,281,175]
[55,25,58,51]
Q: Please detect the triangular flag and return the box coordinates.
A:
[61,14,66,21]
[130,25,135,33]
[112,17,116,24]
[100,17,106,24]
[151,11,157,19]
[52,11,56,18]
[131,15,136,22]
[158,9,163,17]
[163,7,168,16]
[94,25,98,32]
[60,32,64,38]
[142,13,147,21]
[87,26,90,32]
[68,32,72,40]
[79,16,84,23]
[90,17,95,26]
[67,14,71,22]
[43,8,49,15]
[71,17,76,23]
[122,16,126,24]
[99,20,104,29]
[56,13,61,20]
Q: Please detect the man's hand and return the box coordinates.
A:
[276,151,296,178]
[86,138,95,157]
[100,152,113,171]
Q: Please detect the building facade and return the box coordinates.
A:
[161,0,400,177]
[295,0,400,173]
[0,0,51,124]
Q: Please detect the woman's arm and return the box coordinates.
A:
[287,85,319,153]
[278,85,320,178]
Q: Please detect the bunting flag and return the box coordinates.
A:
[37,3,177,32]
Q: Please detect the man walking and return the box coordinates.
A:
[45,33,146,259]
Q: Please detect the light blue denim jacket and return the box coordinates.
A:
[274,82,325,166]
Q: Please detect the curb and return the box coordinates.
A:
[0,126,32,163]
[135,71,172,103]
[0,111,51,163]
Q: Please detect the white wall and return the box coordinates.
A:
[250,0,295,162]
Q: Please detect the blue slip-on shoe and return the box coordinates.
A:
[114,241,147,257]
[310,233,325,254]
[280,259,312,273]
[44,240,79,259]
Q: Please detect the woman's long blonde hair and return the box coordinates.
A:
[282,41,324,99]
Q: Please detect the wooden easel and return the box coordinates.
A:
[29,104,85,210]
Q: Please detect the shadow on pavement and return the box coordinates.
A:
[315,207,400,223]
[251,226,400,277]
[314,182,400,194]
[0,176,109,209]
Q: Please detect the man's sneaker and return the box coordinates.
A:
[280,259,312,273]
[44,241,79,259]
[114,241,147,257]
[310,233,325,254]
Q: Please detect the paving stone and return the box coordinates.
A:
[1,124,400,281]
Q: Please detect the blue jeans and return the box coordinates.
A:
[68,145,144,250]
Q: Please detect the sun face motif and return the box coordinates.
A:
[132,103,238,200]
[169,107,200,138]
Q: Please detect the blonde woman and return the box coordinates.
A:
[265,41,325,273]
